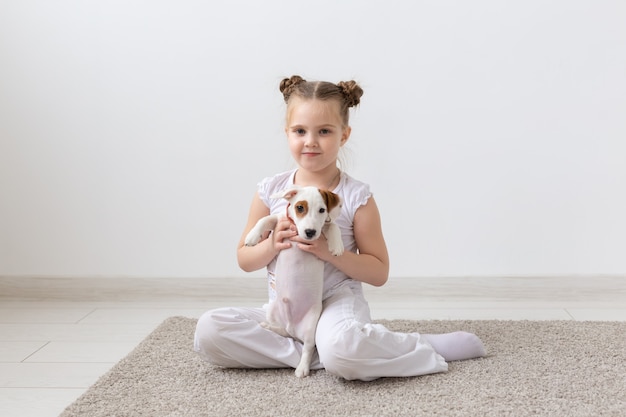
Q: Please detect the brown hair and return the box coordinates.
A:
[279,75,363,126]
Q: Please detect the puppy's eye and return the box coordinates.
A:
[296,205,305,213]
[319,208,326,214]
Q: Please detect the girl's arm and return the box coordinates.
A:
[295,196,390,287]
[237,192,297,272]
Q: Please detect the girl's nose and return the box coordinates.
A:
[304,133,318,146]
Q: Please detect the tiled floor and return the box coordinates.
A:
[1,276,625,417]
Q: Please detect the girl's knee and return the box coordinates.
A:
[316,327,364,380]
[194,309,231,365]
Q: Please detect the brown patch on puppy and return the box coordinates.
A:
[293,200,309,218]
[318,190,341,212]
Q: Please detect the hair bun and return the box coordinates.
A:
[337,80,363,107]
[279,75,306,102]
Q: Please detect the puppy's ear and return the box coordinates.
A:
[270,186,301,201]
[319,190,342,221]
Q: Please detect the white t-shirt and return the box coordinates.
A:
[257,169,372,302]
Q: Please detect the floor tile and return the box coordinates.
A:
[0,308,94,324]
[24,341,139,363]
[0,388,85,417]
[566,309,626,321]
[0,342,48,363]
[370,308,573,321]
[78,308,206,324]
[0,323,157,342]
[0,363,113,388]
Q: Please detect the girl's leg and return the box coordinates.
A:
[315,284,448,381]
[315,284,485,381]
[194,306,323,370]
[421,332,487,362]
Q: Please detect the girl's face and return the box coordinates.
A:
[285,98,350,174]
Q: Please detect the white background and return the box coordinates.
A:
[1,1,625,279]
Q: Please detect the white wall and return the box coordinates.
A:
[1,1,625,278]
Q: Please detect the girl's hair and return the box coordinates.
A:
[279,75,363,126]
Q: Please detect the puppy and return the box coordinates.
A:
[244,186,343,377]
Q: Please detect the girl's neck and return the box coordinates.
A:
[294,167,341,190]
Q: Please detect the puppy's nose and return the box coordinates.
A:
[305,229,316,239]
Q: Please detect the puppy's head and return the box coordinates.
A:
[272,186,342,241]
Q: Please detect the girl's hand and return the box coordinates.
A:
[272,217,298,252]
[291,234,332,261]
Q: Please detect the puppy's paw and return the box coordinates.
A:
[295,363,310,378]
[260,322,290,338]
[329,246,344,256]
[244,230,262,246]
[328,241,344,257]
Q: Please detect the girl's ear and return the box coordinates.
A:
[341,126,352,145]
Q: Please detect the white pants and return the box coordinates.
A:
[194,282,448,381]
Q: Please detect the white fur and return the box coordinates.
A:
[244,186,343,377]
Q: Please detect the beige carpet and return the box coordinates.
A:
[60,317,626,417]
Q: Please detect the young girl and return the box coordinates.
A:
[194,75,486,381]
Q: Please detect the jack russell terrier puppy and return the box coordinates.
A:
[244,186,343,377]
